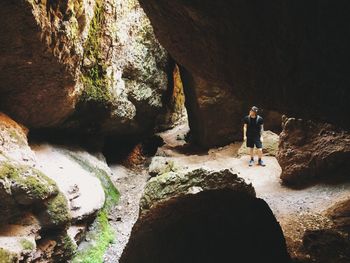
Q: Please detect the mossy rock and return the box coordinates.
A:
[0,248,18,263]
[19,238,35,251]
[39,192,71,228]
[67,152,119,263]
[140,168,255,215]
[0,162,59,205]
[48,232,78,263]
[148,157,178,177]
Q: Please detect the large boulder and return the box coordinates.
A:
[0,0,94,127]
[180,68,246,147]
[121,169,290,263]
[0,113,60,224]
[297,199,350,263]
[0,113,112,262]
[0,0,172,139]
[276,117,350,187]
[138,0,350,129]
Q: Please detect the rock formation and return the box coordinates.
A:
[180,68,246,147]
[297,199,350,263]
[0,0,173,140]
[138,0,350,131]
[277,117,350,187]
[120,169,290,263]
[0,0,90,127]
[0,113,114,262]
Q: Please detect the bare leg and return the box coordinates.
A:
[249,148,254,159]
[257,148,263,159]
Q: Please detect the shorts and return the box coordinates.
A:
[246,137,262,149]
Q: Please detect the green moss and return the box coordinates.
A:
[72,210,114,263]
[64,153,119,208]
[0,163,58,200]
[0,163,19,180]
[0,248,17,263]
[8,129,26,145]
[61,234,78,259]
[20,238,35,251]
[80,0,112,105]
[65,153,119,263]
[46,192,71,226]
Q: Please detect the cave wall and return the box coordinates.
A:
[138,0,350,130]
[0,0,173,140]
[180,67,246,147]
[0,0,84,128]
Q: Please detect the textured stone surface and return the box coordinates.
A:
[0,113,60,224]
[140,168,255,214]
[180,68,246,147]
[277,117,350,187]
[0,0,172,138]
[0,0,93,127]
[0,113,111,262]
[300,199,350,263]
[327,199,350,232]
[0,113,35,165]
[138,0,350,129]
[62,0,172,138]
[121,188,290,263]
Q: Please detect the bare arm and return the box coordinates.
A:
[260,124,264,142]
[243,123,247,140]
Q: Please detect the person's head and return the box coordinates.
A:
[249,106,259,117]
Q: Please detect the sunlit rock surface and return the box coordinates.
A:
[277,117,350,187]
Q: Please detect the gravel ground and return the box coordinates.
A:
[103,120,350,261]
[103,165,149,263]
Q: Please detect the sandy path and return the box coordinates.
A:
[155,121,350,257]
[102,120,350,260]
[103,165,149,262]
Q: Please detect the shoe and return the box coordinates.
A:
[249,159,254,167]
[258,159,266,167]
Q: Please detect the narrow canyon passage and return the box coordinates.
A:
[0,1,349,262]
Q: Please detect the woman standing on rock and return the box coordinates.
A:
[243,106,266,167]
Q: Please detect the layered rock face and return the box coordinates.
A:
[0,0,172,139]
[0,113,111,262]
[277,117,350,187]
[120,169,290,263]
[299,199,350,263]
[0,0,87,127]
[65,0,171,138]
[180,68,246,147]
[138,0,350,130]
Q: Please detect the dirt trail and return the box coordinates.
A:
[155,121,350,258]
[103,165,149,262]
[103,120,350,261]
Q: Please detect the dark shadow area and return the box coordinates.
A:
[102,134,164,165]
[28,128,164,166]
[120,189,291,263]
[28,128,105,152]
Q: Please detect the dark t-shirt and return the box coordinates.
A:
[244,115,263,138]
